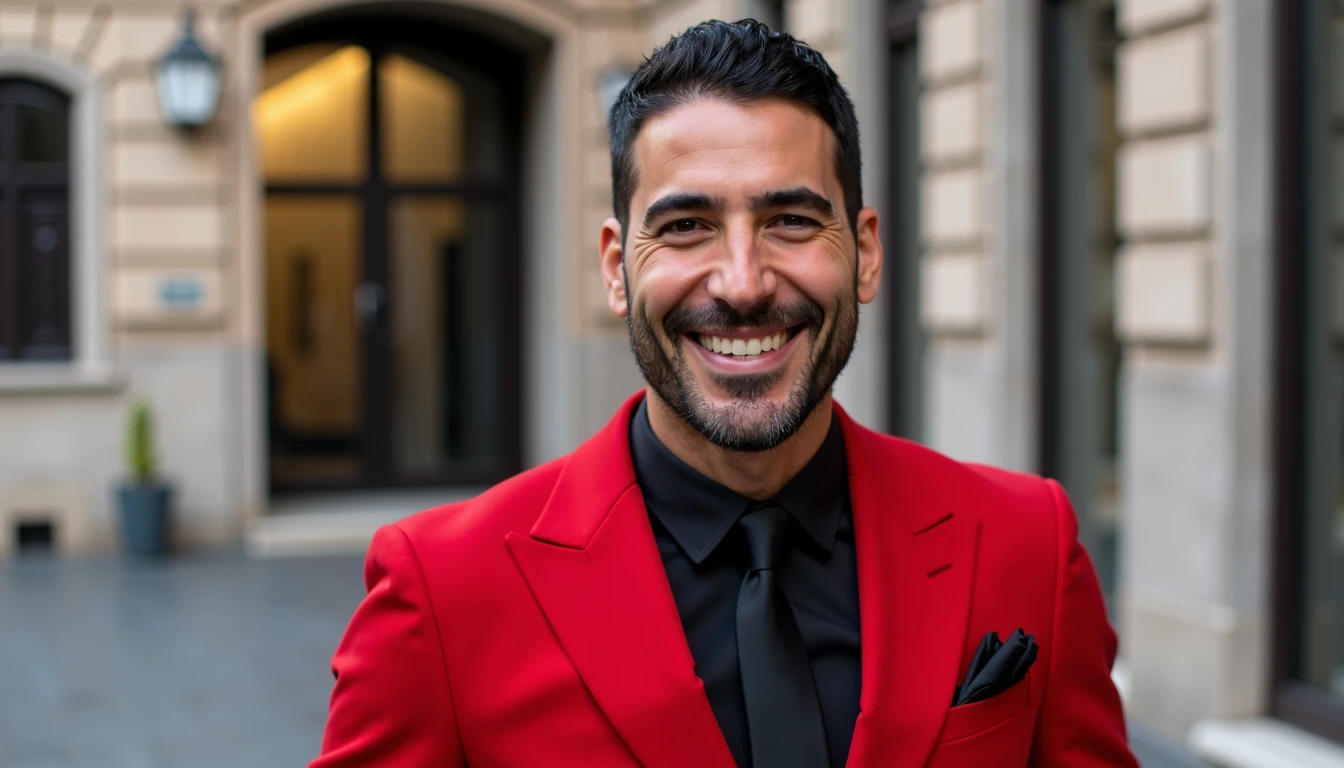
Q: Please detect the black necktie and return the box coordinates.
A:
[736,505,831,768]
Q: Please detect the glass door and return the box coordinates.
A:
[257,28,521,494]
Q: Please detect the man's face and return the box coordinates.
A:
[599,98,883,452]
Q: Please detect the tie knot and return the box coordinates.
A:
[739,504,791,571]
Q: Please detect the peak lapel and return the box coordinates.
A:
[836,408,980,768]
[506,392,735,768]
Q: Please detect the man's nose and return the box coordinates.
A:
[706,228,777,312]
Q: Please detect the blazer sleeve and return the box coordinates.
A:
[1029,481,1139,767]
[310,524,465,768]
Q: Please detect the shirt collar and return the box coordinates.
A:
[629,399,848,565]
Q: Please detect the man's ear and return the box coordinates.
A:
[855,207,884,305]
[599,217,628,317]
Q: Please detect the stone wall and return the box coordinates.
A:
[919,0,1038,471]
[0,2,236,333]
[0,2,242,552]
[1114,0,1274,738]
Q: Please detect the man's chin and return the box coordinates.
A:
[688,410,794,452]
[672,383,808,452]
[696,377,794,410]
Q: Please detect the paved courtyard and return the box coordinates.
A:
[1,552,364,768]
[1,549,1202,768]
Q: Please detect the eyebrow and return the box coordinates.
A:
[640,186,837,232]
[641,193,726,230]
[748,187,835,219]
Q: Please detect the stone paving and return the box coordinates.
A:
[1,552,364,768]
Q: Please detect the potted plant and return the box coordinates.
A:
[116,400,173,557]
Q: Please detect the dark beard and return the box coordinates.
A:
[625,270,859,452]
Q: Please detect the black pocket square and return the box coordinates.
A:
[952,628,1038,706]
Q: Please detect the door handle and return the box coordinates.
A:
[354,281,385,331]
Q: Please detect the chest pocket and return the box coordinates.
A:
[925,677,1033,767]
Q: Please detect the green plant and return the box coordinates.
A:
[126,401,156,484]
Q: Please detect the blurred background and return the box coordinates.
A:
[0,0,1332,765]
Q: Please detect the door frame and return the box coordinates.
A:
[260,13,526,494]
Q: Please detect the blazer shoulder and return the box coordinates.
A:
[852,423,1060,528]
[394,455,569,550]
[964,462,1059,514]
[961,461,1069,544]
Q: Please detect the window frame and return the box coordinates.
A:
[1271,0,1344,742]
[0,78,74,363]
[261,16,527,493]
[0,51,114,392]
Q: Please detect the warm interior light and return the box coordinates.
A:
[253,45,370,181]
[380,54,464,182]
[253,45,369,126]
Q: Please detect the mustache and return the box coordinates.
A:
[662,299,824,339]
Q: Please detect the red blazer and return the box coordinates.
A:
[312,393,1138,767]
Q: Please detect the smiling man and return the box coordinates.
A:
[311,20,1139,768]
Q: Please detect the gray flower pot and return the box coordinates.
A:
[116,483,172,557]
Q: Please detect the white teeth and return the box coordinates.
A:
[695,330,792,358]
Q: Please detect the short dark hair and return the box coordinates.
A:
[608,19,863,239]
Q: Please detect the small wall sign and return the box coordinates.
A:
[113,268,223,327]
[158,276,205,310]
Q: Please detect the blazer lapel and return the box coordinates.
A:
[837,408,980,768]
[506,392,735,768]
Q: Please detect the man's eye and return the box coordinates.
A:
[667,219,699,233]
[780,215,811,227]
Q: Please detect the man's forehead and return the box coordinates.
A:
[630,97,837,203]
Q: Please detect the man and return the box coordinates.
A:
[312,19,1138,768]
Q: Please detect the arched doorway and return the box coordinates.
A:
[256,10,526,494]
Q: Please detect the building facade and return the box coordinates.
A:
[0,0,1340,764]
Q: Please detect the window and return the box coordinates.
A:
[1039,0,1123,609]
[886,0,924,440]
[0,79,72,363]
[1274,0,1344,741]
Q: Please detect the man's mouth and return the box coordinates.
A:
[687,327,801,359]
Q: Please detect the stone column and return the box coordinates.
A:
[1114,0,1273,738]
[920,0,1039,472]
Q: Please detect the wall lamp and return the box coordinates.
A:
[155,8,222,130]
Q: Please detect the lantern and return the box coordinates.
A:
[155,9,221,129]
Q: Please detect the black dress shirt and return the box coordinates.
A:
[629,400,862,768]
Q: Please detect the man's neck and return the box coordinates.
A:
[644,388,835,501]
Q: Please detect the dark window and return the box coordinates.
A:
[885,0,924,440]
[1273,0,1344,742]
[1039,0,1123,612]
[0,79,72,363]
